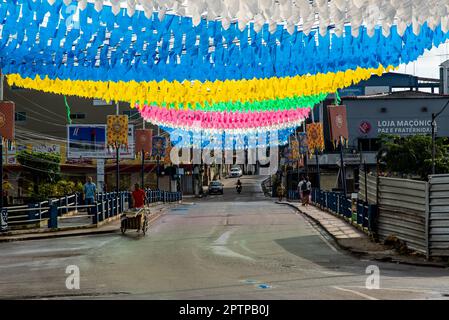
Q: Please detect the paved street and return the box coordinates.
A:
[0,176,448,300]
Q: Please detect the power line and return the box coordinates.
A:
[8,89,69,121]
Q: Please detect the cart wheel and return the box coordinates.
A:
[142,219,149,236]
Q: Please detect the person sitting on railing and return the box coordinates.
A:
[132,183,145,210]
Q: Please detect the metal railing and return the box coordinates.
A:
[0,189,182,232]
[310,188,378,235]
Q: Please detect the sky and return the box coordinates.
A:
[397,41,449,79]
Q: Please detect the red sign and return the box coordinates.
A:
[359,121,372,134]
[0,101,15,140]
[135,129,153,153]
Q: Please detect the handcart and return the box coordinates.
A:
[120,205,150,236]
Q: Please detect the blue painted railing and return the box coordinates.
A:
[1,189,182,231]
[310,188,377,233]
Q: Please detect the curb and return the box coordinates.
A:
[277,201,448,269]
[0,203,177,243]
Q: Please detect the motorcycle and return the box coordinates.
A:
[236,184,242,194]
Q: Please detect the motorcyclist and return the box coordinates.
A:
[236,179,242,193]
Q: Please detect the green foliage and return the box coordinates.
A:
[17,150,61,183]
[55,180,80,196]
[377,134,449,179]
[26,180,84,201]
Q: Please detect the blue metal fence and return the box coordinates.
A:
[311,188,377,234]
[1,189,183,231]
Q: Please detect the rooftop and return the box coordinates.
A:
[342,90,449,100]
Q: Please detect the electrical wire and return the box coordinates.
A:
[8,89,69,121]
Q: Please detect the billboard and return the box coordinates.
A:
[67,125,134,159]
[67,125,107,159]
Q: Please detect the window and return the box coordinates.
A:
[15,112,26,121]
[358,138,380,152]
[122,110,140,119]
[70,113,86,120]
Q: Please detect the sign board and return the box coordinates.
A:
[67,125,135,159]
[67,125,106,159]
[32,142,61,154]
[93,99,112,106]
[96,159,105,193]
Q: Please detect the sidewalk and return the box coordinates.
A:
[0,202,178,242]
[278,200,448,268]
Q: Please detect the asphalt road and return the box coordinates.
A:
[0,176,448,300]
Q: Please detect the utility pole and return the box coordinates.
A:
[339,138,347,196]
[432,112,436,175]
[315,150,320,190]
[115,101,120,194]
[141,119,145,189]
[0,69,4,209]
[0,70,3,209]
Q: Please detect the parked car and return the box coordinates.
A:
[208,180,224,195]
[229,166,242,178]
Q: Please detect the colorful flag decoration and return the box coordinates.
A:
[0,1,447,149]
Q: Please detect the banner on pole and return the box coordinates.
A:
[135,129,153,154]
[107,115,128,147]
[328,105,349,142]
[0,101,15,141]
[306,123,325,153]
[151,136,166,157]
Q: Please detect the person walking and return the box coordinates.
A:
[83,177,97,214]
[298,176,312,206]
[132,183,146,210]
[297,174,305,202]
[277,183,286,202]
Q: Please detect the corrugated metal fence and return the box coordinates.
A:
[428,174,449,257]
[355,172,449,258]
[377,177,428,254]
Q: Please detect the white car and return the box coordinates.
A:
[229,167,242,178]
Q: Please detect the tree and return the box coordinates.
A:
[16,150,61,198]
[377,134,449,179]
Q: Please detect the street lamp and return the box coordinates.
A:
[431,100,449,175]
